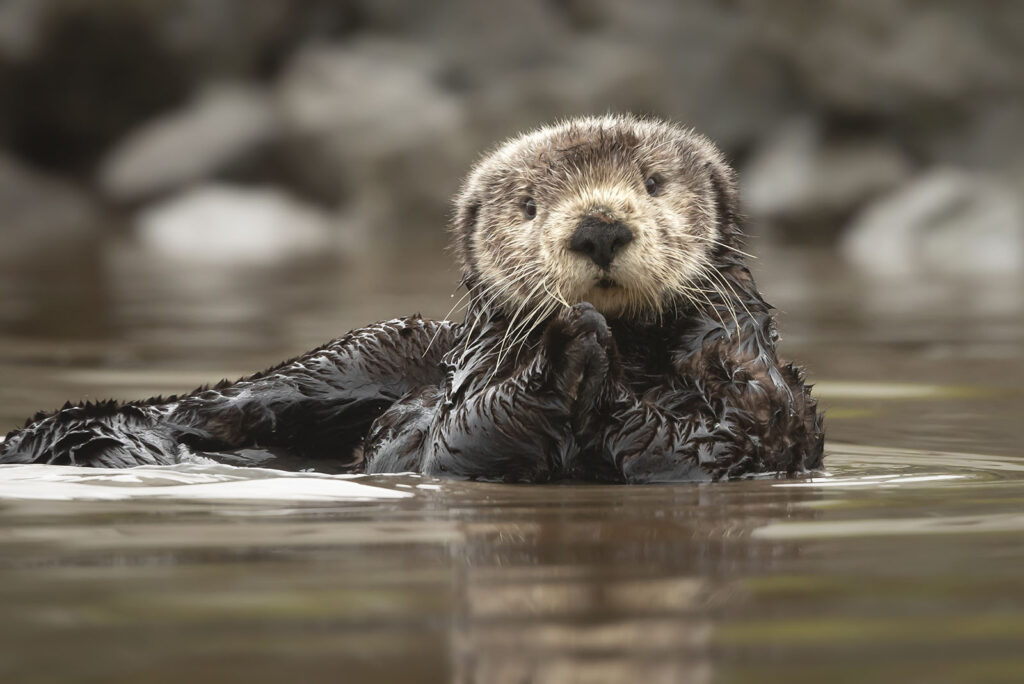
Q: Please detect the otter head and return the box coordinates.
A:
[452,114,740,322]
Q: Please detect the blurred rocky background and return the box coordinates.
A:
[0,0,1022,361]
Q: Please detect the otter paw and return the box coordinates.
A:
[562,302,612,347]
[542,304,612,403]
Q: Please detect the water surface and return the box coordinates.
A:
[1,239,1022,682]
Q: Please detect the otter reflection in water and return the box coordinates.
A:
[1,115,824,482]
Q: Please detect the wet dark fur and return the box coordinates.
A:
[1,116,824,482]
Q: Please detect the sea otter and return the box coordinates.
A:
[0,115,824,482]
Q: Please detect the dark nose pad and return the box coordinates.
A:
[569,218,634,269]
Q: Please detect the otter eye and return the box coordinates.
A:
[644,176,660,196]
[523,198,537,220]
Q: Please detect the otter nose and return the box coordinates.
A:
[569,217,634,269]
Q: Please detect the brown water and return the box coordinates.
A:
[1,237,1022,683]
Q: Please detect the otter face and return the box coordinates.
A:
[453,114,739,322]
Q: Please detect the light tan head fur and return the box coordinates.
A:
[451,114,741,325]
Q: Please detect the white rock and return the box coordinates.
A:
[99,83,278,202]
[135,184,336,264]
[841,169,1024,277]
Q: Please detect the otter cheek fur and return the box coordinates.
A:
[0,114,824,483]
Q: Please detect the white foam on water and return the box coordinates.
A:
[773,473,967,488]
[752,512,1024,540]
[0,464,412,503]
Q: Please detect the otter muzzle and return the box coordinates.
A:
[569,217,634,269]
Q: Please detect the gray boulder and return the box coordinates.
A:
[275,38,470,233]
[742,118,912,241]
[742,0,1023,118]
[99,83,279,204]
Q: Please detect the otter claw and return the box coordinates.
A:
[563,302,611,344]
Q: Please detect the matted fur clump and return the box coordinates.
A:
[1,114,824,482]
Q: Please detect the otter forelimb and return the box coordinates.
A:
[1,317,455,468]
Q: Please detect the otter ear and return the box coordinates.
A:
[457,199,481,238]
[451,193,481,277]
[707,161,739,239]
